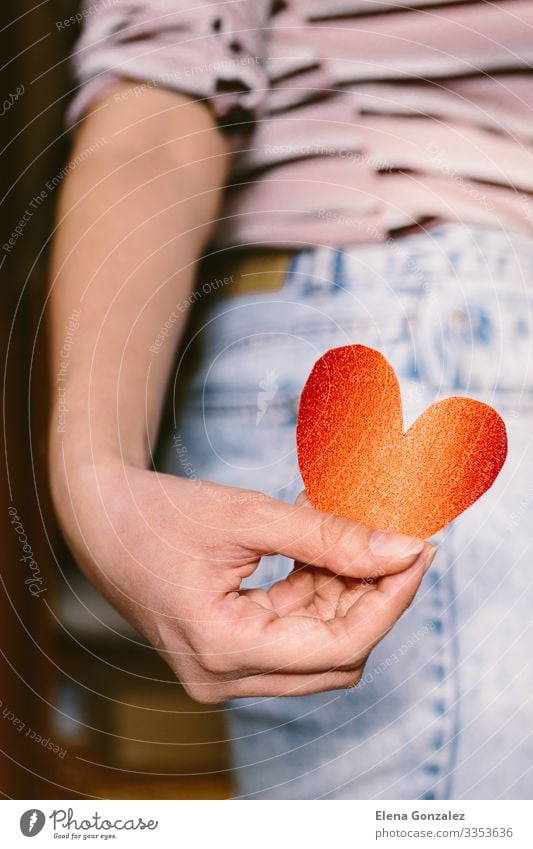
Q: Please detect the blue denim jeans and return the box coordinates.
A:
[157,224,533,799]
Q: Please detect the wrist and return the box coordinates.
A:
[49,395,149,479]
[48,425,133,534]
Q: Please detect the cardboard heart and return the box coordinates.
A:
[296,345,507,538]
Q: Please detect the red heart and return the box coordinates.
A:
[296,345,508,538]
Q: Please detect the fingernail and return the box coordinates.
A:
[370,531,425,559]
[422,546,437,573]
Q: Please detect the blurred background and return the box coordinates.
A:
[0,1,232,800]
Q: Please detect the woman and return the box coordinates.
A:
[49,0,533,799]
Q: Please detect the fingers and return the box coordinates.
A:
[340,542,437,660]
[182,668,364,703]
[230,670,363,698]
[246,493,427,579]
[179,543,436,700]
[213,544,436,676]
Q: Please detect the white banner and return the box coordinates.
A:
[2,799,532,848]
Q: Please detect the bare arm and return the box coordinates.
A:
[48,84,434,702]
[49,83,229,470]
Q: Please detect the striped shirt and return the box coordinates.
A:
[69,0,533,247]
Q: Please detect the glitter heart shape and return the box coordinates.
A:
[296,345,508,538]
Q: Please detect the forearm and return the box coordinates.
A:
[48,85,229,490]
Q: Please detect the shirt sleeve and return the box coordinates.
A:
[67,0,272,131]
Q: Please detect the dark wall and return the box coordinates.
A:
[1,0,80,797]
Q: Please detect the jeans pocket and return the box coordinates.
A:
[415,277,533,410]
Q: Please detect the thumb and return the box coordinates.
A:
[244,491,431,579]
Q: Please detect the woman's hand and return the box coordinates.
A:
[45,83,437,703]
[53,460,435,703]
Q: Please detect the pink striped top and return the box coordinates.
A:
[69,1,533,247]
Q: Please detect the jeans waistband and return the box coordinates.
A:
[199,223,533,299]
